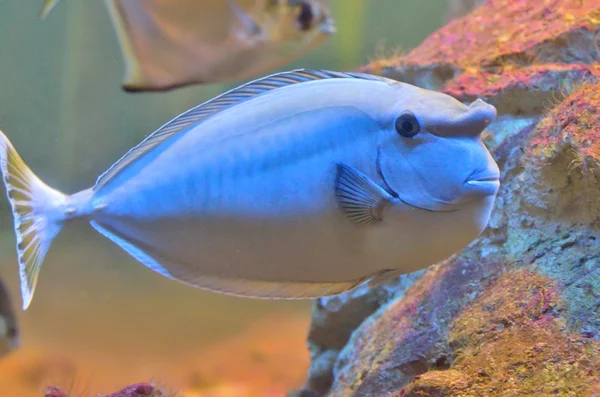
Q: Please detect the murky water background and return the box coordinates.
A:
[0,1,448,395]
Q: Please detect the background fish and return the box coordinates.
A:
[106,0,335,91]
[0,278,18,356]
[38,0,336,92]
[0,69,499,311]
[40,0,61,19]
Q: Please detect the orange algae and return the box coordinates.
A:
[399,270,600,397]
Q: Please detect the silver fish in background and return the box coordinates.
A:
[0,69,500,311]
[39,0,335,92]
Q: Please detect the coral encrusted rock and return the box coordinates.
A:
[293,0,600,396]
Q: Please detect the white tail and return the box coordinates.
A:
[0,130,68,310]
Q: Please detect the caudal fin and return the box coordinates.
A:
[0,130,67,310]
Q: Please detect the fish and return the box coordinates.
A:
[40,0,61,19]
[0,278,18,356]
[0,69,500,311]
[106,0,335,91]
[38,0,335,91]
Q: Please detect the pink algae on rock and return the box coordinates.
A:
[529,81,600,175]
[362,0,600,79]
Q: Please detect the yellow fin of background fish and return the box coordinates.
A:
[40,0,62,19]
[103,0,335,92]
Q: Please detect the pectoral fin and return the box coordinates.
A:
[227,0,264,44]
[334,163,395,225]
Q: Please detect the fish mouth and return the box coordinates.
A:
[463,176,501,198]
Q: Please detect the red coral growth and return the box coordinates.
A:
[101,383,164,397]
[365,0,600,74]
[44,382,172,397]
[529,81,600,171]
[443,63,600,101]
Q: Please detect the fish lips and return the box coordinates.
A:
[400,176,499,213]
[382,172,500,213]
[463,176,500,198]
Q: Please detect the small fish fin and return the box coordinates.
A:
[227,0,264,44]
[40,0,62,19]
[92,69,395,192]
[335,162,395,225]
[104,0,147,92]
[0,130,68,311]
[90,220,366,299]
[365,269,405,288]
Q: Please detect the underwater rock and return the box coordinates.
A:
[295,0,600,396]
[302,271,424,394]
[362,0,600,90]
[398,271,599,396]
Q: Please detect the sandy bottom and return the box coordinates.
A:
[0,225,313,396]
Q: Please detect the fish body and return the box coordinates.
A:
[0,69,500,311]
[38,0,335,91]
[105,0,335,91]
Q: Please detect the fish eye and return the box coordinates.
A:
[296,2,314,31]
[395,112,420,138]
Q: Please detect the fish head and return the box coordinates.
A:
[377,84,500,213]
[259,0,336,43]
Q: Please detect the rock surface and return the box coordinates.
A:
[294,0,600,396]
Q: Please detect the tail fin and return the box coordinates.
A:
[0,130,68,310]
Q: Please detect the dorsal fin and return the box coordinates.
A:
[92,68,394,191]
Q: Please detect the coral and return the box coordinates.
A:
[529,81,600,177]
[303,270,424,394]
[43,382,181,397]
[443,63,600,114]
[294,0,600,396]
[101,383,174,397]
[399,271,600,396]
[360,0,600,89]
